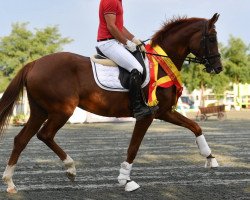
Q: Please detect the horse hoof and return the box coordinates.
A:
[205,158,219,168]
[7,187,18,194]
[125,181,140,192]
[118,179,127,186]
[66,172,76,182]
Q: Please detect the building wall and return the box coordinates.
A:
[233,83,250,108]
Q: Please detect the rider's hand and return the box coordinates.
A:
[125,40,137,52]
[132,37,146,52]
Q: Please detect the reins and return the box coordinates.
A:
[141,44,220,73]
[141,20,221,67]
[144,51,205,65]
[140,40,206,65]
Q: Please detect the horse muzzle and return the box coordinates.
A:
[214,63,223,74]
[205,62,223,74]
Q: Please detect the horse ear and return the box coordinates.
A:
[209,13,220,29]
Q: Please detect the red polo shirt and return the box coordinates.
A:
[97,0,123,40]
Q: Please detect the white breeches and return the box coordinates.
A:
[97,39,143,73]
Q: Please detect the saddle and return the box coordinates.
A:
[91,47,147,89]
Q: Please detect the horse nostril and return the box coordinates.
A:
[206,68,212,73]
[215,66,222,74]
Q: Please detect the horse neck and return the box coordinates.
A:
[158,20,203,70]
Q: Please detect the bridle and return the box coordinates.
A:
[198,21,221,73]
[142,20,221,72]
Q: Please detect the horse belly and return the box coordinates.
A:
[78,90,132,118]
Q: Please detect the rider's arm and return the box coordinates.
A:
[104,14,128,45]
[123,27,145,52]
[122,27,134,41]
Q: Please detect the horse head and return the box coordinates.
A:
[151,13,222,74]
[188,13,222,74]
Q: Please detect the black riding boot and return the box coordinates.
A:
[129,69,154,120]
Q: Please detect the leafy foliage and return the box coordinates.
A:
[0,22,72,92]
[0,70,9,92]
[182,60,229,96]
[182,36,250,97]
[221,36,250,84]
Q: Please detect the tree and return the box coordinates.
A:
[182,59,229,106]
[182,36,250,106]
[221,36,250,84]
[221,36,250,107]
[0,22,73,92]
[0,69,9,92]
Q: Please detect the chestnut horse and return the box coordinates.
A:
[0,14,222,193]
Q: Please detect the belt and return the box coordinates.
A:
[97,38,114,42]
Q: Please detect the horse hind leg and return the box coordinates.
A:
[36,111,76,181]
[2,109,46,193]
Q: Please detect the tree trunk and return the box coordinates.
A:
[200,83,205,107]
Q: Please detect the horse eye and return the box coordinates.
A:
[209,36,217,43]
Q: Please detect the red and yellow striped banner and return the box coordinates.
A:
[145,44,183,107]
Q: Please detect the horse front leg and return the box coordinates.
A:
[118,116,154,192]
[157,110,219,168]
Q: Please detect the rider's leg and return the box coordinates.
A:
[97,39,144,73]
[129,69,153,120]
[98,40,156,120]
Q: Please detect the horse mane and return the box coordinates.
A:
[151,16,203,46]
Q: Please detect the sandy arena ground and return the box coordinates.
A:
[0,110,249,200]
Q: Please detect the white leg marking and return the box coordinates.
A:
[196,135,212,157]
[2,165,17,193]
[118,161,132,186]
[205,157,219,168]
[63,155,76,181]
[117,161,140,192]
[196,135,219,168]
[125,181,140,192]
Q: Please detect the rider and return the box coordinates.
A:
[97,0,155,120]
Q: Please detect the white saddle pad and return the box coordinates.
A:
[91,59,150,92]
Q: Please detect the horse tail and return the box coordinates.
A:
[0,62,34,138]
